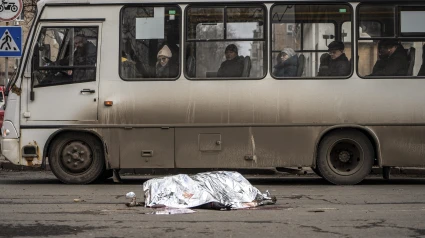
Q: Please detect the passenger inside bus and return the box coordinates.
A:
[369,39,408,76]
[273,48,298,77]
[317,41,350,77]
[217,44,244,77]
[134,44,179,79]
[155,45,178,78]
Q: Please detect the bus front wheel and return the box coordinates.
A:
[317,130,374,185]
[48,132,105,184]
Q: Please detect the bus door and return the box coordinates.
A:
[27,23,102,121]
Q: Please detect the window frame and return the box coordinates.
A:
[356,2,425,79]
[357,5,397,40]
[33,25,99,88]
[119,4,182,81]
[398,6,425,37]
[270,2,354,80]
[184,3,268,81]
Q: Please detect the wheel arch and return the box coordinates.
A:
[41,129,109,170]
[313,125,382,168]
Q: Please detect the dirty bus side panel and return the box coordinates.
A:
[118,128,174,168]
[175,127,321,168]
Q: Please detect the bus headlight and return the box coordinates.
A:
[3,129,10,137]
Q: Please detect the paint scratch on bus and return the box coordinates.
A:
[249,127,257,163]
[186,101,196,123]
[228,90,231,124]
[276,86,280,123]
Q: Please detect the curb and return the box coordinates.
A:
[2,160,425,176]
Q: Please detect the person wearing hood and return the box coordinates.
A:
[217,44,244,77]
[369,40,408,76]
[273,48,298,77]
[318,41,351,77]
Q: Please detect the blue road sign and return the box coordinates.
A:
[0,26,22,57]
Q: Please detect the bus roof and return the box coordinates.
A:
[38,0,425,7]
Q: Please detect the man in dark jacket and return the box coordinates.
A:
[56,34,97,82]
[217,44,244,77]
[72,35,97,81]
[370,40,408,76]
[318,41,350,77]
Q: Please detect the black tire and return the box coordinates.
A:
[0,6,4,12]
[11,5,17,12]
[311,166,323,177]
[48,132,105,184]
[317,130,374,185]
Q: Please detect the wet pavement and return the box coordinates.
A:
[1,170,425,237]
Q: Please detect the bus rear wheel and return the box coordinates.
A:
[317,130,373,185]
[48,132,105,184]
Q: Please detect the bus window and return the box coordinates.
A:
[120,6,181,80]
[227,8,264,40]
[186,5,266,79]
[358,4,425,77]
[358,5,395,38]
[271,4,352,78]
[33,27,98,87]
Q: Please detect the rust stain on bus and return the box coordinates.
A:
[11,85,21,96]
[23,141,42,167]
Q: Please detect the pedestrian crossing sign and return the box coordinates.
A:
[0,26,22,57]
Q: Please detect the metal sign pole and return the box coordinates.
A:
[5,57,8,86]
[4,21,8,86]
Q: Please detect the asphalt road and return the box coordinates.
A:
[1,171,425,238]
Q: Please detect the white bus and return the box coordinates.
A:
[2,0,425,184]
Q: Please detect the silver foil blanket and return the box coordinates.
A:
[143,171,276,209]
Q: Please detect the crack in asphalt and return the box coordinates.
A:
[298,224,351,238]
[0,224,108,237]
[281,195,342,204]
[338,219,425,237]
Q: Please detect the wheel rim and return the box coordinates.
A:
[59,140,94,174]
[327,139,364,176]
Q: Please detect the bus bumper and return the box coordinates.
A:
[1,138,20,165]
